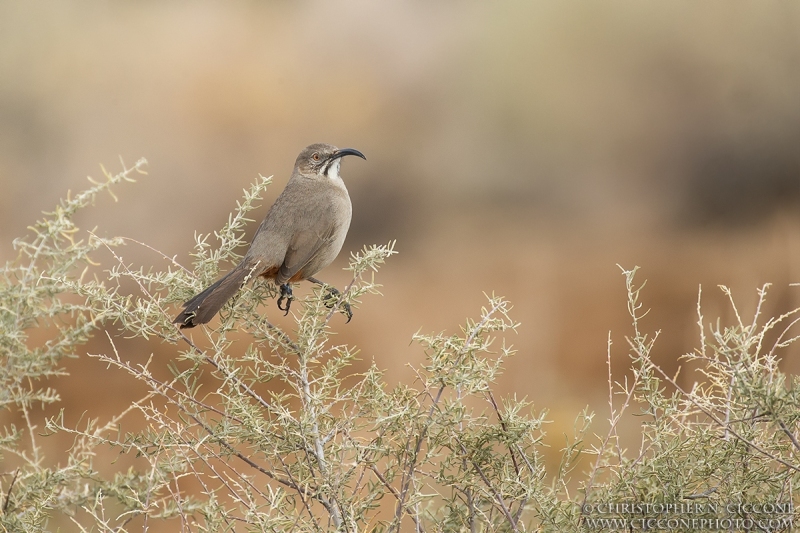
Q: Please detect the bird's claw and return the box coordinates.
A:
[277,284,294,315]
[322,286,353,323]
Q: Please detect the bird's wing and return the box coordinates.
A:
[276,223,338,284]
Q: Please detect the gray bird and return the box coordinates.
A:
[174,143,365,328]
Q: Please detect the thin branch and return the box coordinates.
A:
[179,332,274,413]
[486,390,521,476]
[275,453,324,533]
[394,299,506,530]
[297,340,344,530]
[2,469,19,513]
[778,420,800,453]
[118,236,192,274]
[650,363,800,473]
[369,465,426,533]
[467,451,519,533]
[182,406,331,509]
[582,332,641,508]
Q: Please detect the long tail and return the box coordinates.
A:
[174,262,253,328]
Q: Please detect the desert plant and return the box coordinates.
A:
[1,161,798,532]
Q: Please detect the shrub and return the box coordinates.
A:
[1,161,798,532]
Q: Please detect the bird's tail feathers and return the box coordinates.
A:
[174,262,254,328]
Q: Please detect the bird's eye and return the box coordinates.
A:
[312,153,320,161]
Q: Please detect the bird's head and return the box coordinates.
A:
[295,143,366,181]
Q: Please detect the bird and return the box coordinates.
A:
[174,143,365,329]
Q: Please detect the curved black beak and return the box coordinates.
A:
[332,148,366,161]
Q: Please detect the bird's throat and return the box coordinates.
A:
[325,159,342,182]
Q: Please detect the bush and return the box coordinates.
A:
[1,161,798,532]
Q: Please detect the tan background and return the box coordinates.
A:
[2,0,800,486]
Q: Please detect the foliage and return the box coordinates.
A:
[1,162,799,532]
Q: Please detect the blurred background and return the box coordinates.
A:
[3,1,800,477]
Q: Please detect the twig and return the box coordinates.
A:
[2,469,19,513]
[778,420,800,453]
[394,300,506,530]
[275,453,324,533]
[118,236,192,274]
[369,465,426,533]
[466,449,519,533]
[297,342,344,530]
[582,332,641,509]
[179,332,274,412]
[93,336,245,425]
[650,363,800,473]
[486,390,521,476]
[182,405,329,507]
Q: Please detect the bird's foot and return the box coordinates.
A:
[322,286,353,323]
[277,283,294,315]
